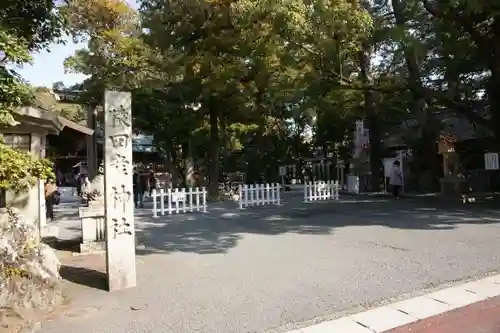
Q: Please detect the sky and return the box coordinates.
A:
[17,37,88,88]
[17,0,139,89]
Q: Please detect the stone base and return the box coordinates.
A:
[41,223,59,239]
[79,206,105,245]
[80,241,106,254]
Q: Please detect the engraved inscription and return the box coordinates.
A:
[109,134,129,148]
[110,105,131,127]
[112,217,132,238]
[110,153,130,174]
[112,185,131,212]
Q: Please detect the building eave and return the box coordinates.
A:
[14,106,94,135]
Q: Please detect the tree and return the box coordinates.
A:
[419,0,497,137]
[68,0,459,195]
[61,0,159,102]
[0,0,63,191]
[138,0,373,192]
[0,31,33,125]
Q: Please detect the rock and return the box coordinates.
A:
[38,243,61,280]
[0,208,63,330]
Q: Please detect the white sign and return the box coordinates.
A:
[171,192,186,202]
[485,153,499,170]
[279,166,287,176]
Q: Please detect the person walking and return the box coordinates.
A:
[389,160,403,198]
[45,180,60,221]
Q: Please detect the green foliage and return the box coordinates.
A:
[0,0,61,192]
[0,0,65,122]
[0,137,54,192]
[57,0,500,191]
[58,0,374,187]
[0,0,64,50]
[0,30,33,125]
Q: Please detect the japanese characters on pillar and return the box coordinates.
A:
[103,90,137,291]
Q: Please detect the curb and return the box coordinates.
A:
[285,274,500,333]
[338,191,440,198]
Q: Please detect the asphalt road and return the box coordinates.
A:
[41,195,500,333]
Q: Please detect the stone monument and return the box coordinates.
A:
[79,164,106,253]
[104,90,136,291]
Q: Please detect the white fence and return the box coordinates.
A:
[304,180,339,202]
[152,187,207,217]
[238,183,281,209]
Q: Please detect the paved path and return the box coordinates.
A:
[41,195,500,333]
[287,273,500,332]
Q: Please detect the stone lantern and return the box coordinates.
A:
[437,134,468,196]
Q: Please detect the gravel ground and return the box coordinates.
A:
[40,194,500,333]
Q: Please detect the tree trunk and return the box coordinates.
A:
[168,145,186,188]
[393,0,439,188]
[183,141,195,188]
[208,96,220,198]
[220,113,228,175]
[293,129,304,182]
[359,46,382,192]
[488,17,500,148]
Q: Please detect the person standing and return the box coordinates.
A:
[76,172,83,197]
[389,160,403,198]
[149,172,157,197]
[139,174,148,207]
[133,170,146,208]
[133,170,139,208]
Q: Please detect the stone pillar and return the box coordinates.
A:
[103,90,136,291]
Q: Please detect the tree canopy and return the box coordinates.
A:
[4,0,497,193]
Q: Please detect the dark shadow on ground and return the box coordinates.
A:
[48,237,82,252]
[59,265,108,291]
[134,196,500,256]
[53,210,80,221]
